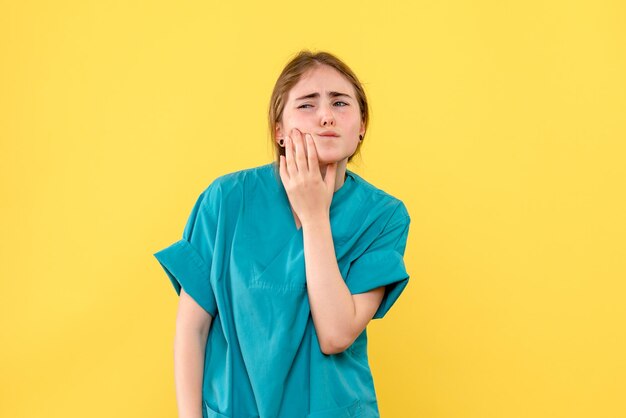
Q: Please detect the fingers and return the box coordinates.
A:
[305,133,320,176]
[285,128,315,176]
[292,129,308,172]
[279,154,288,181]
[284,130,297,176]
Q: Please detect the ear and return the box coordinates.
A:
[275,122,283,138]
[359,120,365,137]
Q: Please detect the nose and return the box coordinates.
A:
[320,103,335,127]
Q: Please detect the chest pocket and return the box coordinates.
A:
[248,230,307,293]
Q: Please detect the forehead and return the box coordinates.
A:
[288,65,355,99]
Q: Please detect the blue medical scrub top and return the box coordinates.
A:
[154,162,411,418]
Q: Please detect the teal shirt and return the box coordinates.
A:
[154,162,411,418]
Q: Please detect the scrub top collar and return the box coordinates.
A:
[268,161,356,211]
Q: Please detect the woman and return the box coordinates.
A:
[154,50,411,418]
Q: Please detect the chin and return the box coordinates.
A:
[315,153,346,165]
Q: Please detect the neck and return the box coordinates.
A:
[319,158,348,193]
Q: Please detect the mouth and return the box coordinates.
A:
[317,131,339,137]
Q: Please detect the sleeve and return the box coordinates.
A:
[153,184,219,318]
[344,201,411,320]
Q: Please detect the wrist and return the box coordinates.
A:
[301,215,330,230]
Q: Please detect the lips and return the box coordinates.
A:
[318,131,339,137]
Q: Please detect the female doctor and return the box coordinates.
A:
[154,50,411,418]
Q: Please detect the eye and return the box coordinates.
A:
[298,102,348,109]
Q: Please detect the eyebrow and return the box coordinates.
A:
[294,91,353,101]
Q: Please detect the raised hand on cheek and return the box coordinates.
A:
[279,128,338,227]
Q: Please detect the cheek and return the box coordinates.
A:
[283,117,317,136]
[282,113,304,129]
[342,119,362,135]
[338,110,361,126]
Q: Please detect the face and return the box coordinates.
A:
[276,64,365,165]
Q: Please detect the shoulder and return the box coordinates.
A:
[196,163,274,206]
[347,170,411,226]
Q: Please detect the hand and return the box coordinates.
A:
[278,128,338,226]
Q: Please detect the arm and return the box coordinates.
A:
[302,217,386,355]
[173,288,213,418]
[278,129,385,355]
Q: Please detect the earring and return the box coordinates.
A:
[278,138,285,147]
[359,134,363,142]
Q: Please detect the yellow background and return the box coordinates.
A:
[1,1,625,417]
